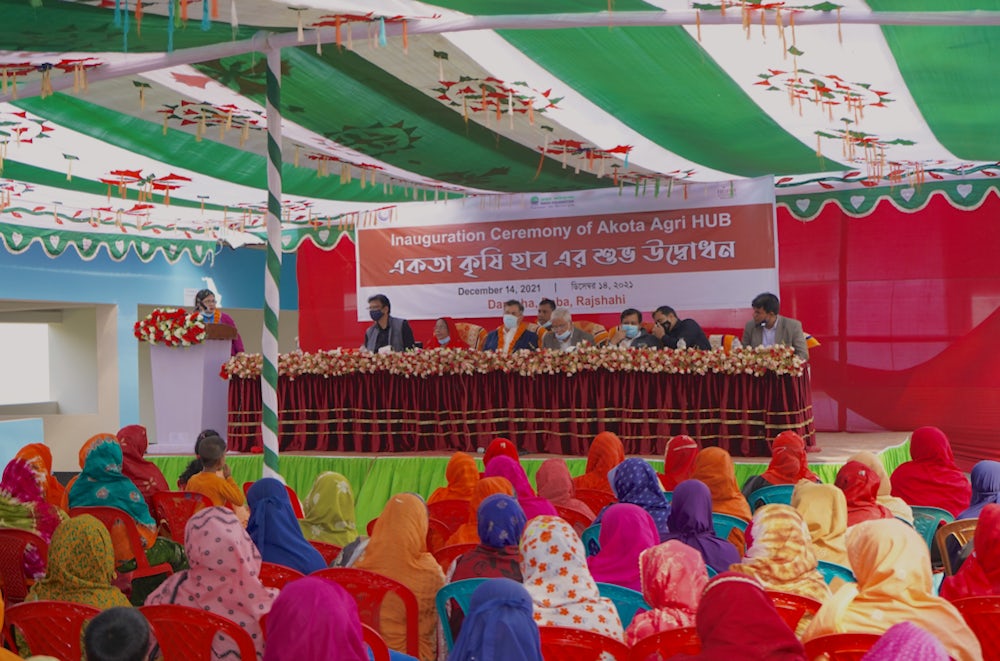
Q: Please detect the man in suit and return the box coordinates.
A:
[483,299,539,354]
[606,308,661,349]
[541,308,594,351]
[742,292,808,360]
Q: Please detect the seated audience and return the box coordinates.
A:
[573,431,625,494]
[427,452,479,505]
[659,434,700,491]
[663,480,740,575]
[247,478,327,575]
[445,477,514,546]
[0,458,63,579]
[364,293,415,353]
[835,460,895,528]
[14,443,65,509]
[741,431,819,499]
[482,300,538,354]
[941,503,1000,601]
[860,622,950,661]
[424,316,469,350]
[25,514,130,609]
[803,519,981,661]
[448,578,543,661]
[889,426,971,518]
[791,481,849,567]
[847,451,914,524]
[262,576,369,661]
[606,308,659,348]
[117,424,169,503]
[184,434,245,509]
[483,456,557,520]
[587,503,659,591]
[670,572,806,660]
[450,494,527,582]
[354,493,445,661]
[651,305,711,350]
[690,447,752,553]
[176,429,220,490]
[482,437,519,467]
[61,434,104,511]
[298,471,359,548]
[540,308,594,351]
[146,507,277,660]
[605,458,671,540]
[84,607,153,661]
[519,516,624,641]
[625,540,707,646]
[535,458,595,521]
[959,459,1000,519]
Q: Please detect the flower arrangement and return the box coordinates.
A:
[221,345,804,380]
[134,308,207,347]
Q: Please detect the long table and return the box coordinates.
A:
[227,370,814,456]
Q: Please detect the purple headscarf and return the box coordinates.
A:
[587,504,660,591]
[483,456,557,521]
[262,576,367,661]
[663,480,740,574]
[609,458,672,540]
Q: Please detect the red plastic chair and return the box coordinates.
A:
[0,529,48,604]
[629,627,701,661]
[427,500,471,535]
[802,633,882,660]
[432,543,477,572]
[259,562,305,590]
[141,603,257,660]
[538,626,630,661]
[312,567,420,658]
[362,623,391,661]
[69,506,172,591]
[242,482,305,518]
[309,540,343,564]
[3,600,100,659]
[952,595,1000,659]
[766,590,823,631]
[555,505,595,536]
[574,489,617,515]
[366,517,378,536]
[426,518,451,554]
[150,491,213,545]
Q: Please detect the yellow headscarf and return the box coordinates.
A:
[847,451,914,523]
[298,472,359,547]
[792,480,849,567]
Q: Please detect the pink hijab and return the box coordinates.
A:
[484,456,557,520]
[587,504,659,592]
[625,540,708,646]
[146,507,277,660]
[535,458,595,520]
[262,577,367,661]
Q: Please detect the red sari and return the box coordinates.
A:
[118,425,170,502]
[759,431,819,485]
[835,460,894,527]
[890,426,972,517]
[424,317,470,350]
[659,435,700,491]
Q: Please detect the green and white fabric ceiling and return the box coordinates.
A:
[1,0,998,263]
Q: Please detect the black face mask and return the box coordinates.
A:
[369,309,384,322]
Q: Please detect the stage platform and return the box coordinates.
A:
[149,431,911,530]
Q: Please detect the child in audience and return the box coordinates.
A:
[184,435,245,510]
[84,607,153,661]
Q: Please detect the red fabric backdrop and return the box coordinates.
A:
[297,194,1000,468]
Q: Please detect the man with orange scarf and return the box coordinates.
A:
[482,300,538,354]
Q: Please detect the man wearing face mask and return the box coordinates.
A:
[363,293,415,353]
[482,299,539,354]
[651,305,711,350]
[541,308,594,351]
[607,308,660,349]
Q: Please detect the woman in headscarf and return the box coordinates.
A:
[355,493,445,661]
[25,514,130,610]
[659,435,700,491]
[424,316,470,351]
[427,452,479,505]
[860,622,950,661]
[450,494,526,583]
[889,426,972,517]
[802,519,981,661]
[146,507,276,660]
[959,460,1000,519]
[482,438,519,467]
[519,516,624,641]
[729,504,830,634]
[835,461,894,528]
[941,503,1000,601]
[604,458,671,540]
[587,503,659,592]
[572,431,625,494]
[0,458,62,579]
[263,576,368,661]
[535,458,595,521]
[741,431,819,499]
[117,425,169,503]
[670,573,806,661]
[847,451,914,524]
[61,434,108,511]
[483,456,556,521]
[298,471,359,548]
[625,541,707,647]
[449,578,543,661]
[14,443,64,509]
[662,480,740,575]
[791,481,849,566]
[444,477,514,547]
[690,447,752,553]
[246,478,326,575]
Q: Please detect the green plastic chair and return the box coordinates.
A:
[595,582,651,629]
[911,506,955,550]
[711,513,748,541]
[435,578,487,652]
[817,560,856,585]
[748,484,795,512]
[582,524,602,557]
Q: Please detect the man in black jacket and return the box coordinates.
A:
[651,305,711,350]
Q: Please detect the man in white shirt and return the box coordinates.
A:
[541,308,594,351]
[741,292,808,360]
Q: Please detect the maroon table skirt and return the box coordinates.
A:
[227,370,814,456]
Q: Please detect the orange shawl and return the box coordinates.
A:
[427,453,479,505]
[15,443,65,510]
[691,447,751,554]
[446,477,514,546]
[572,431,625,494]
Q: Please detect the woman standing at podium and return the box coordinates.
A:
[194,288,244,355]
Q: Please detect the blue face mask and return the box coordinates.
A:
[503,314,518,330]
[623,324,640,339]
[555,329,572,342]
[439,335,450,346]
[369,309,384,322]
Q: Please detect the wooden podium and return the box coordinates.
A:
[150,323,235,451]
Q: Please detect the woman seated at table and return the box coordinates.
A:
[424,317,470,350]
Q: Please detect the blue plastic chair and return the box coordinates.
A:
[911,506,955,551]
[581,524,602,557]
[748,484,795,512]
[817,560,856,585]
[706,565,718,578]
[435,578,487,651]
[595,582,651,629]
[663,491,673,504]
[711,513,748,541]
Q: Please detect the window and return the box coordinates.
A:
[0,323,50,405]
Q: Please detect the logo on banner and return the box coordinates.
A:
[529,194,576,209]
